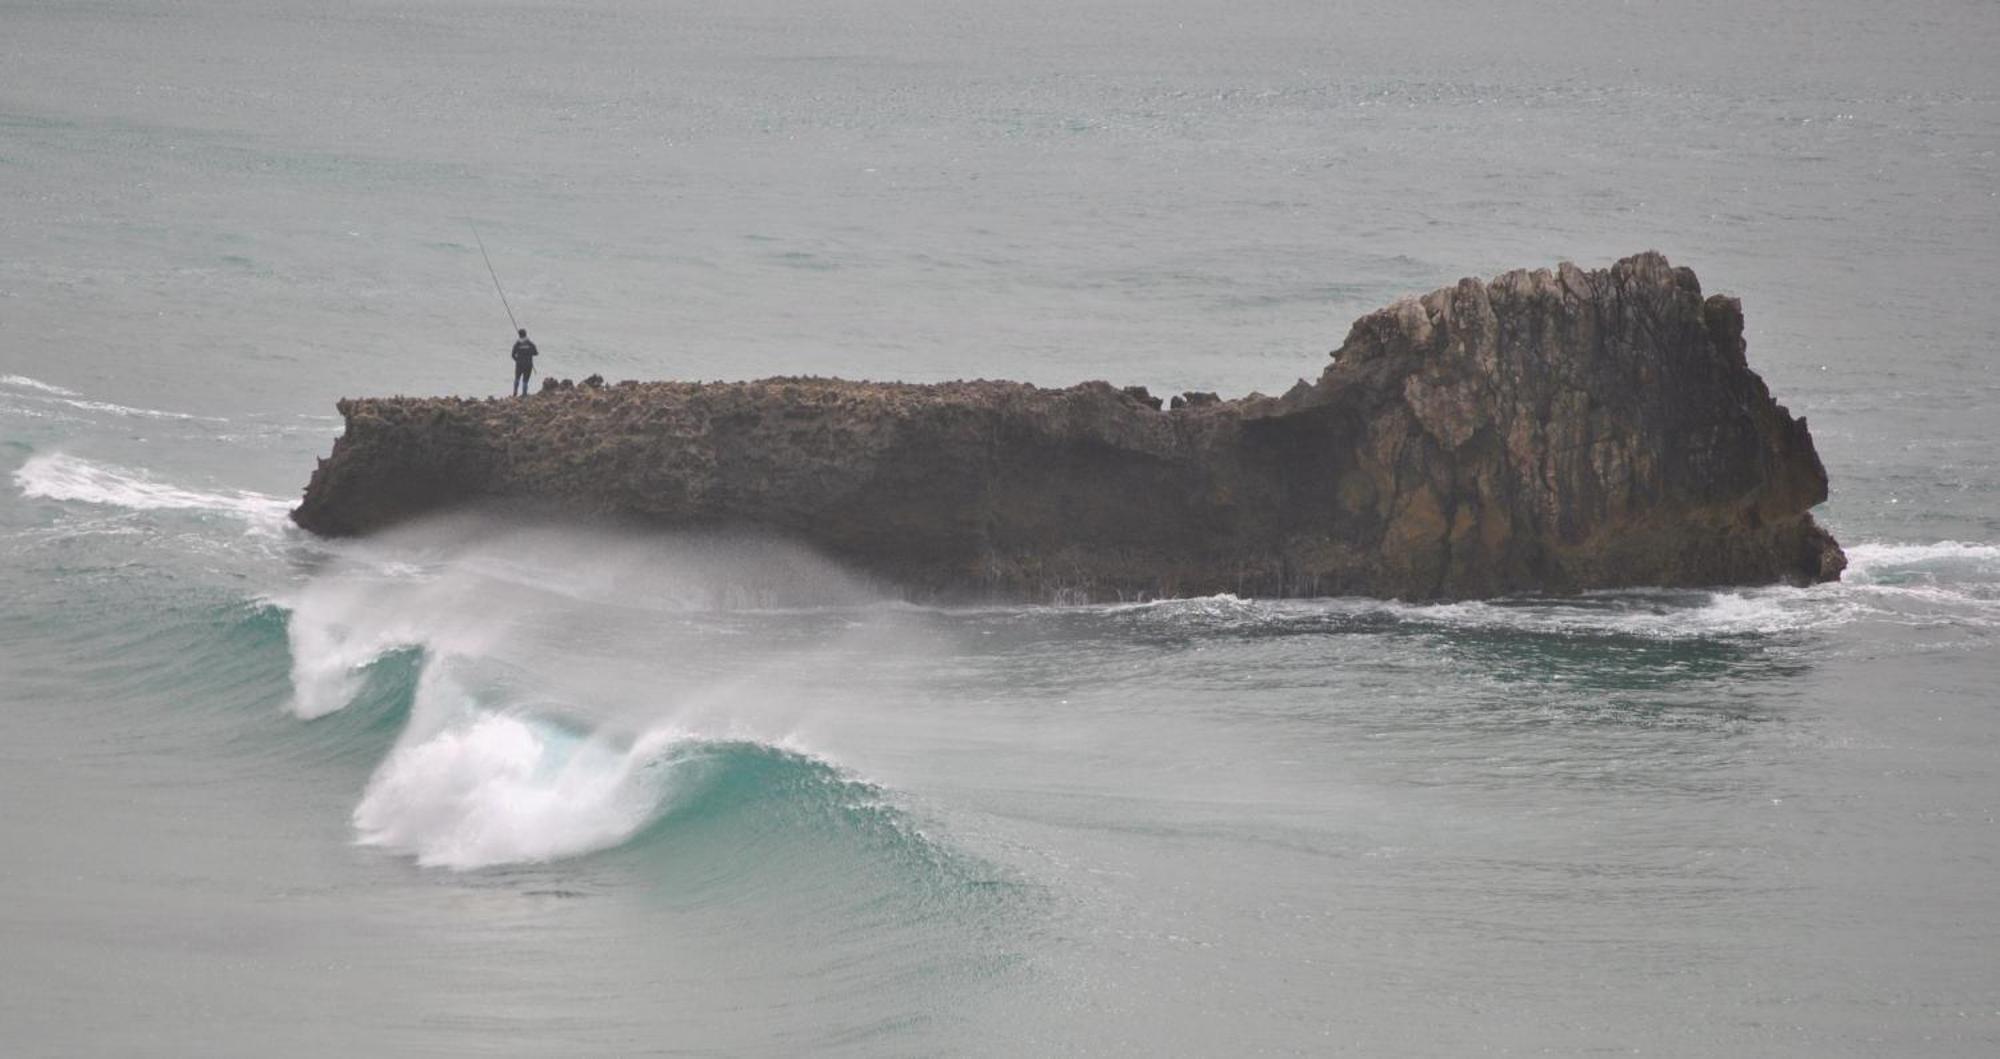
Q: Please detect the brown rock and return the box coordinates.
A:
[292,253,1843,600]
[1121,385,1164,411]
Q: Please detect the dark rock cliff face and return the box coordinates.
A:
[293,252,1844,600]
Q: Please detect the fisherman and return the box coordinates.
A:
[510,328,538,396]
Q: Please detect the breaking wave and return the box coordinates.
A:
[269,514,947,872]
[351,701,677,869]
[21,442,1993,875]
[351,687,754,870]
[348,691,906,872]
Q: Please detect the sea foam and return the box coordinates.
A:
[0,374,224,421]
[1843,540,2000,576]
[352,687,688,870]
[13,452,294,530]
[1,374,81,397]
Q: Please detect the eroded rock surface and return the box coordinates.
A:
[293,252,1844,600]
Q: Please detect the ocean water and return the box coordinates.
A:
[3,0,1998,1053]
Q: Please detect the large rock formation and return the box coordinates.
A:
[293,252,1844,600]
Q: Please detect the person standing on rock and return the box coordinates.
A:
[511,328,539,396]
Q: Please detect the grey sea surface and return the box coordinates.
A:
[2,0,1997,1053]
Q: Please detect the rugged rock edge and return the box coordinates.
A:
[293,252,1845,601]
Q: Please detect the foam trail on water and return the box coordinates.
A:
[13,453,293,531]
[1,374,80,397]
[1119,589,1841,639]
[2,388,225,422]
[0,375,224,421]
[1843,541,2000,577]
[1401,590,1839,638]
[1115,537,2000,637]
[44,396,224,422]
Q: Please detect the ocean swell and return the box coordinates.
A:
[272,513,925,871]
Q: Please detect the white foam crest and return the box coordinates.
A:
[4,387,225,422]
[1843,541,2000,578]
[0,403,86,423]
[13,453,293,531]
[1098,592,1272,631]
[275,564,500,719]
[283,610,419,720]
[1104,592,1255,615]
[274,516,886,718]
[1105,587,1841,640]
[1,374,80,397]
[1394,588,1834,639]
[352,690,688,870]
[348,658,868,871]
[269,514,980,870]
[62,397,221,421]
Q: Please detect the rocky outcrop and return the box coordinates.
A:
[293,252,1843,600]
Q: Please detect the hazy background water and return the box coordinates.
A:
[3,0,1997,1053]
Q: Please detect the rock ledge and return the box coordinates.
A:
[293,253,1843,600]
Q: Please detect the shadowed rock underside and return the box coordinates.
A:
[293,252,1844,601]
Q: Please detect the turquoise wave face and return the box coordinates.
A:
[343,699,990,878]
[73,584,1035,936]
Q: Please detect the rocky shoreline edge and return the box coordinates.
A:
[293,252,1844,602]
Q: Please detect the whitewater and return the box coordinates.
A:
[4,0,1998,1053]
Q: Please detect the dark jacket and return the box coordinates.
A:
[511,338,538,370]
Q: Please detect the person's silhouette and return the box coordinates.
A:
[511,329,538,396]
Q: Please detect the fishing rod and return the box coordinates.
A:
[467,220,521,334]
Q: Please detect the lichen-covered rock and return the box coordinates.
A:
[292,252,1843,600]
